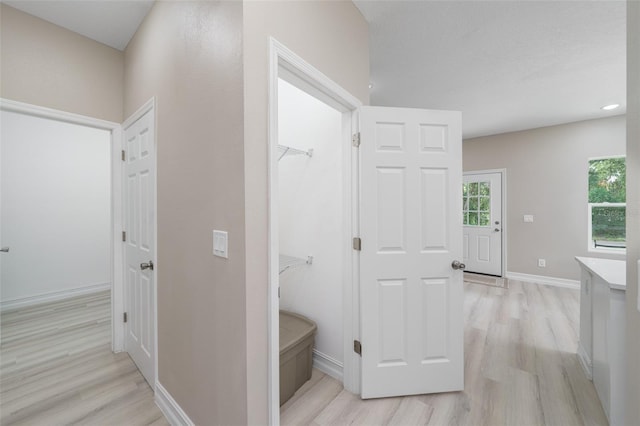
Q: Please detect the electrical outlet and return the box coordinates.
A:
[538,258,546,267]
[524,215,534,223]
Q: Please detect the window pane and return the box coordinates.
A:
[463,213,468,225]
[479,182,490,196]
[469,212,478,225]
[479,197,489,211]
[589,158,626,203]
[592,206,626,246]
[463,197,469,211]
[469,182,478,196]
[480,212,490,226]
[469,197,478,211]
[463,183,468,196]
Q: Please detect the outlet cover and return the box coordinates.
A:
[524,215,534,223]
[213,230,228,259]
[538,258,546,267]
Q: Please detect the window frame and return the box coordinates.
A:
[587,155,626,254]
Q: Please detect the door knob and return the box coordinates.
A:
[0,247,9,253]
[494,228,501,232]
[140,261,154,271]
[451,260,465,270]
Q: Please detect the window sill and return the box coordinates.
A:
[588,247,626,256]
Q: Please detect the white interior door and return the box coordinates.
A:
[124,106,156,386]
[462,172,502,276]
[359,106,464,398]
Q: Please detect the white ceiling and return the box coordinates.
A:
[354,1,626,138]
[3,0,154,51]
[4,1,626,138]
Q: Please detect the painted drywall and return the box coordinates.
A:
[625,1,640,423]
[278,79,344,365]
[0,4,123,123]
[464,115,626,281]
[0,110,110,303]
[243,2,369,421]
[123,2,246,425]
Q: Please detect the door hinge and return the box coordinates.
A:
[278,287,280,298]
[121,150,126,161]
[123,312,128,323]
[352,132,361,147]
[353,237,362,251]
[354,340,362,356]
[122,231,126,242]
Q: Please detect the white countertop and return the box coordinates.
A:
[575,256,626,291]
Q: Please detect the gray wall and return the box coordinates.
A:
[626,1,640,422]
[0,4,124,122]
[123,2,247,425]
[464,115,626,281]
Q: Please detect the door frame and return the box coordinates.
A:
[0,98,125,351]
[267,38,362,424]
[121,97,158,388]
[463,169,507,277]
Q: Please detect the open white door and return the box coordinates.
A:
[359,106,463,398]
[463,172,502,276]
[123,105,156,387]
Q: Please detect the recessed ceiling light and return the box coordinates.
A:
[601,104,620,111]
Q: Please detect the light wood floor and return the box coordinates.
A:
[0,291,168,426]
[281,280,609,426]
[1,282,608,426]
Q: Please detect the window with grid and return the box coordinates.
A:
[463,181,491,227]
[588,157,626,251]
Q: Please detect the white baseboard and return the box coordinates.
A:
[505,271,580,290]
[313,349,343,382]
[577,342,593,380]
[155,381,194,426]
[0,282,111,312]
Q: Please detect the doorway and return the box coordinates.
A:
[463,170,506,276]
[268,38,362,425]
[0,98,124,349]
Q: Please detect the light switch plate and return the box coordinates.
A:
[213,230,228,259]
[524,215,534,223]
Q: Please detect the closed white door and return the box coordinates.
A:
[462,172,502,276]
[124,106,156,387]
[359,106,464,398]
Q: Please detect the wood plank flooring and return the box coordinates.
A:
[0,291,168,426]
[281,280,609,426]
[1,281,608,425]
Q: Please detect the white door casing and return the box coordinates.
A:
[359,106,464,398]
[123,103,156,387]
[463,172,502,276]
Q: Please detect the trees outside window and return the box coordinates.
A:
[588,157,626,250]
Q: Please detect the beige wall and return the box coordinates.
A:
[464,115,626,281]
[0,4,123,122]
[124,2,247,424]
[626,1,640,423]
[242,1,369,422]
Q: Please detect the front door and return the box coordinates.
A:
[359,106,464,398]
[123,105,156,386]
[463,172,502,276]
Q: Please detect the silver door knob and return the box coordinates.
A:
[0,247,9,253]
[494,228,501,232]
[140,261,154,271]
[451,260,465,270]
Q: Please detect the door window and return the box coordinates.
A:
[463,181,490,226]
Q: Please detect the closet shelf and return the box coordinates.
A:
[279,254,313,274]
[278,144,313,161]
